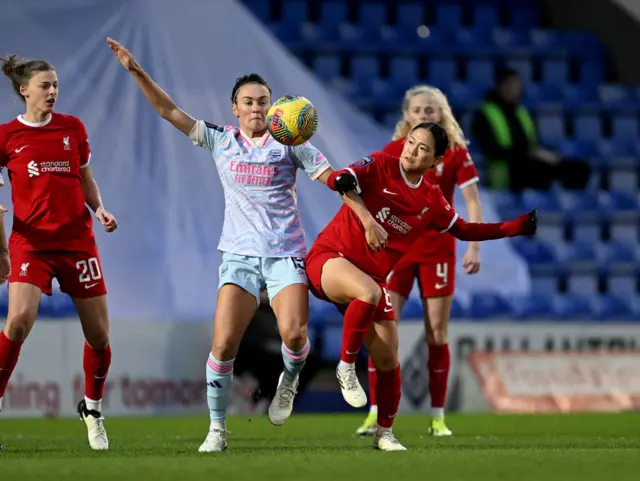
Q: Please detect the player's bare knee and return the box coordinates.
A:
[211,341,238,362]
[280,324,307,351]
[372,351,398,371]
[357,284,381,306]
[5,312,36,342]
[86,334,110,350]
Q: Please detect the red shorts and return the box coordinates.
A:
[9,243,107,298]
[305,248,395,321]
[387,258,455,298]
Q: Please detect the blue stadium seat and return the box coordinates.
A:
[313,55,340,79]
[529,29,561,53]
[612,115,638,148]
[594,294,633,320]
[428,59,457,88]
[542,60,569,88]
[510,6,540,29]
[491,190,524,219]
[609,168,638,194]
[510,237,558,268]
[567,273,599,296]
[558,190,601,221]
[506,58,533,84]
[447,82,480,109]
[472,5,499,29]
[536,112,566,147]
[456,28,493,51]
[512,294,553,320]
[563,84,598,109]
[580,61,605,87]
[608,274,637,297]
[574,113,603,143]
[280,0,308,24]
[572,222,601,243]
[243,0,270,21]
[553,294,593,320]
[298,22,336,44]
[370,78,399,108]
[389,57,419,86]
[468,291,512,320]
[524,83,562,107]
[358,3,386,27]
[599,84,632,109]
[435,4,462,30]
[608,189,638,213]
[350,56,379,82]
[560,240,598,272]
[521,189,562,214]
[308,298,342,326]
[271,22,301,43]
[610,221,638,244]
[564,30,605,57]
[601,241,636,271]
[466,59,495,90]
[531,274,560,297]
[537,223,566,245]
[450,298,465,319]
[398,3,426,28]
[319,1,348,26]
[559,139,598,159]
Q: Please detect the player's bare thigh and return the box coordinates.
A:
[73,295,110,349]
[5,282,42,341]
[389,291,406,321]
[363,319,399,371]
[320,257,382,306]
[422,295,453,345]
[211,284,258,361]
[271,283,308,351]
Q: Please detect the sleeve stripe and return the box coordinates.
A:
[440,213,459,233]
[345,167,362,194]
[458,177,479,190]
[80,153,92,168]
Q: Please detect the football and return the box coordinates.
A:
[266,95,318,146]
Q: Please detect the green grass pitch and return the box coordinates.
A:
[1,413,639,481]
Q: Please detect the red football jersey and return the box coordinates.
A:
[0,113,94,251]
[312,152,459,282]
[382,137,479,261]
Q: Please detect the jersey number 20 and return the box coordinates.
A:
[76,258,102,283]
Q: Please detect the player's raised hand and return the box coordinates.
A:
[363,217,388,252]
[106,37,140,72]
[96,207,118,233]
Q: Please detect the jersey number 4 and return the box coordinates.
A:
[76,258,102,283]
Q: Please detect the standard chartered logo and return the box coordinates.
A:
[376,207,390,223]
[28,160,71,178]
[28,160,39,177]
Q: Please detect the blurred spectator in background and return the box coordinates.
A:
[472,67,590,192]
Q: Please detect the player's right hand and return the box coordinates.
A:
[107,37,140,72]
[363,217,388,252]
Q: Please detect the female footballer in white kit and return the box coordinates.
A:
[107,38,386,452]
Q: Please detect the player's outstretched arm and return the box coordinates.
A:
[0,204,9,283]
[448,210,537,241]
[107,38,195,136]
[80,166,118,233]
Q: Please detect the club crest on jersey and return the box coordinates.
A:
[268,149,283,162]
[63,136,71,151]
[417,206,430,219]
[354,156,374,168]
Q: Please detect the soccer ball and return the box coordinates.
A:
[267,95,318,146]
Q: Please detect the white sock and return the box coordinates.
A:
[376,424,391,433]
[210,419,226,431]
[85,396,102,413]
[431,407,444,419]
[0,395,3,411]
[338,360,354,371]
[370,405,378,415]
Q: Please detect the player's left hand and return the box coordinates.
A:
[0,251,10,285]
[462,245,481,274]
[96,207,118,233]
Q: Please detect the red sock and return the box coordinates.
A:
[375,364,401,428]
[0,331,23,399]
[340,299,377,363]
[83,343,112,401]
[428,343,450,410]
[368,355,377,407]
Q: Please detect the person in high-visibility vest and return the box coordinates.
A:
[472,68,560,192]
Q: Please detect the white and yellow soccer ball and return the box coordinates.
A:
[266,95,318,146]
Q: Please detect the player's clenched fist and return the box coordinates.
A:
[107,37,140,73]
[96,207,118,233]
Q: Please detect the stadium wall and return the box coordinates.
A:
[2,319,639,418]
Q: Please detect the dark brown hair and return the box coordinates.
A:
[231,73,272,104]
[411,122,449,158]
[1,54,55,103]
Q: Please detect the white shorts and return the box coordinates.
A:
[218,252,308,306]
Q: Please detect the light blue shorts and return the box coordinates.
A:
[218,252,308,306]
